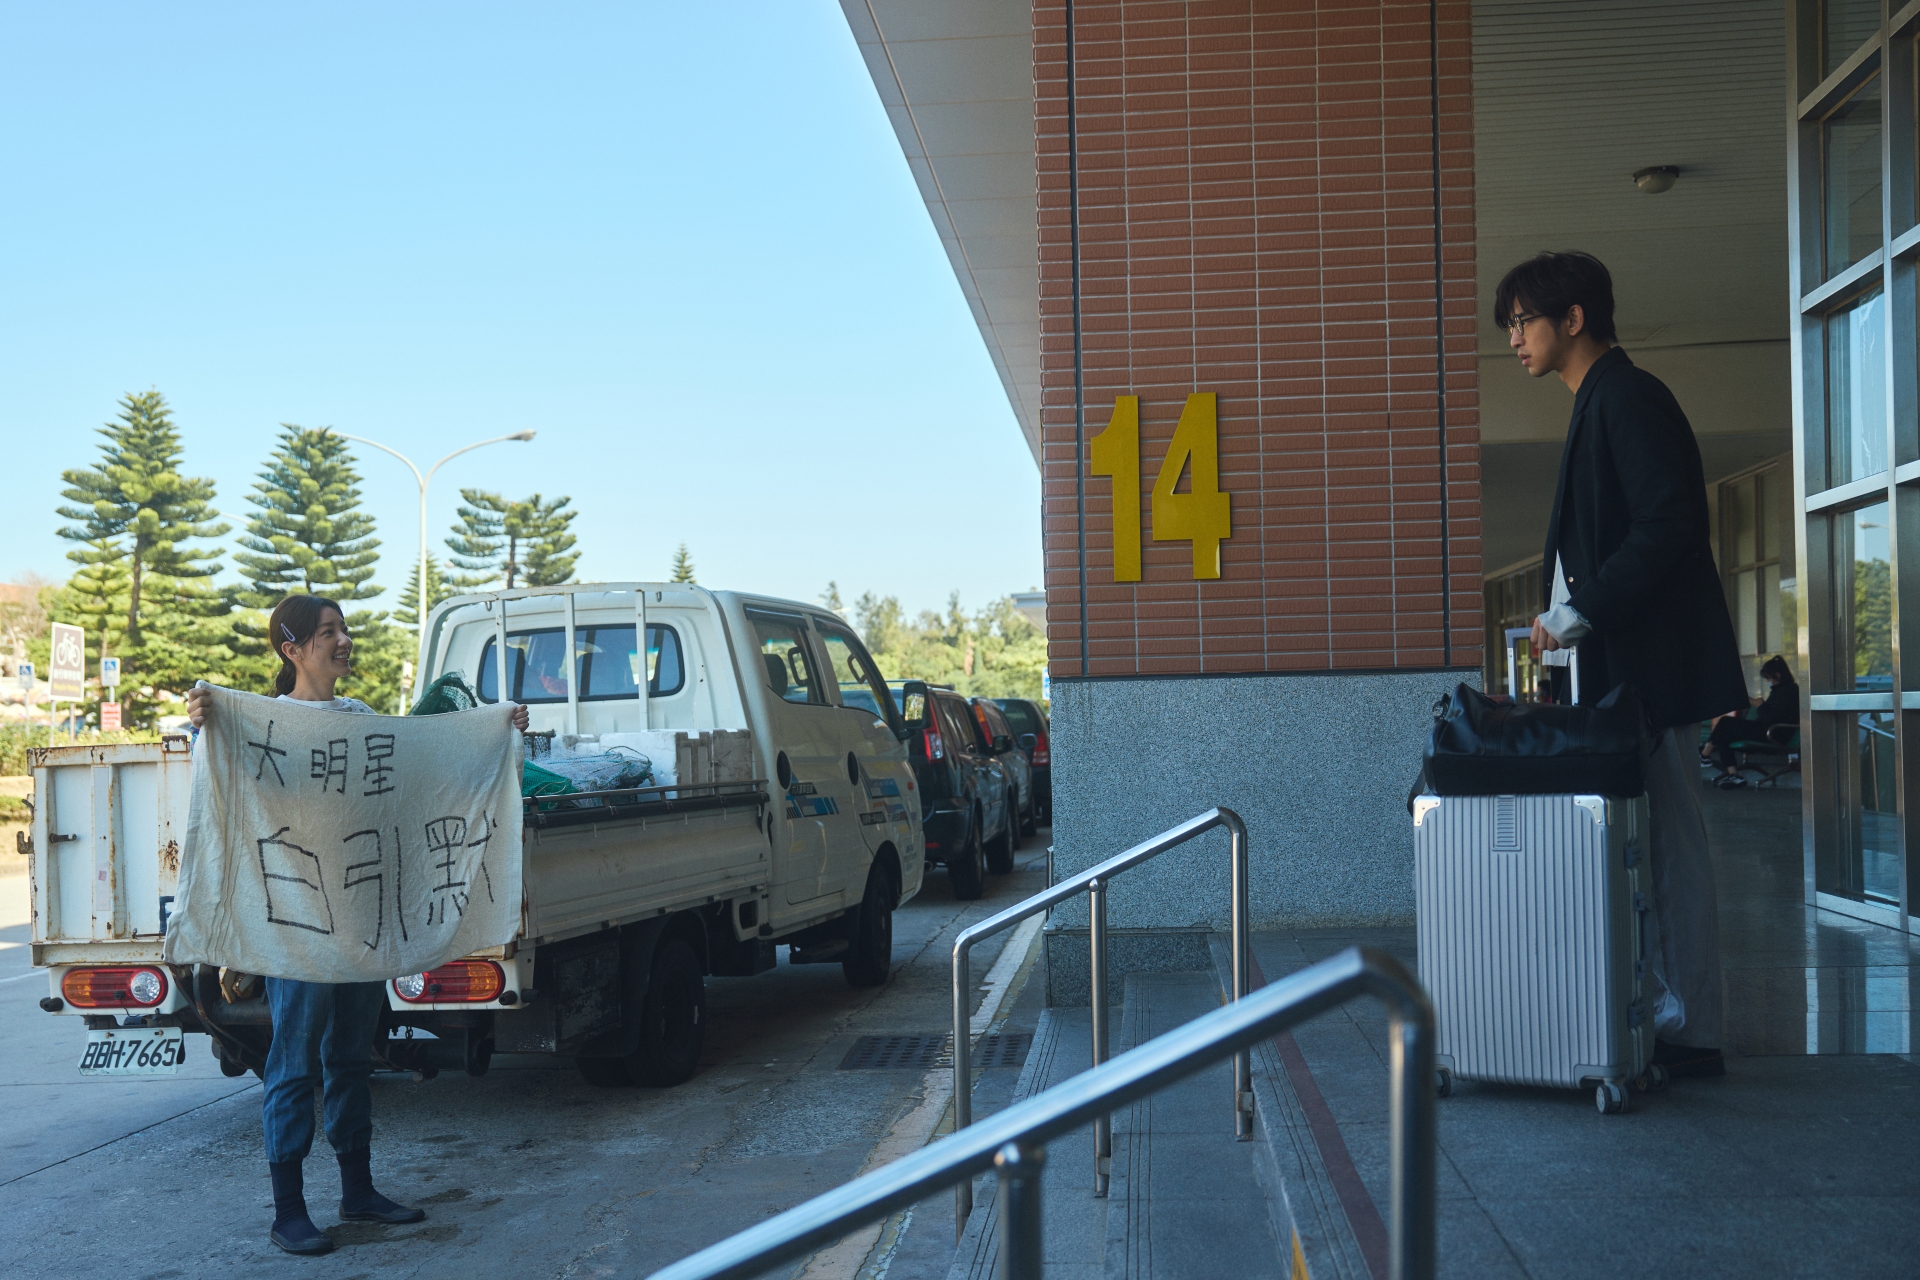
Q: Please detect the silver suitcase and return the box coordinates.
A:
[1411,791,1657,1113]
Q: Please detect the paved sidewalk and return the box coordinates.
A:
[1256,780,1920,1280]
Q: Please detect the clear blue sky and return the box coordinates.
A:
[0,3,1040,620]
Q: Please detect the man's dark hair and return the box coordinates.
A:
[1492,251,1617,343]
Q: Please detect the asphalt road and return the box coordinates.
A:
[0,831,1051,1278]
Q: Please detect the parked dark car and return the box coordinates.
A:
[969,697,1036,840]
[992,698,1050,822]
[892,681,1018,898]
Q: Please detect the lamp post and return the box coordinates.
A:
[337,430,538,668]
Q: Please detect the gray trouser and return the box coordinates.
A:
[1644,726,1723,1048]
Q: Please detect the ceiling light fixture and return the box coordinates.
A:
[1633,165,1680,194]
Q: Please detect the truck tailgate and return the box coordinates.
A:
[30,738,193,966]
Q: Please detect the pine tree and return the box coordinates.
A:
[447,491,578,589]
[391,555,453,631]
[521,498,578,586]
[56,391,228,650]
[54,392,232,725]
[670,543,696,584]
[820,581,845,614]
[230,427,396,708]
[234,427,382,606]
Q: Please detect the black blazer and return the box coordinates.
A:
[1543,347,1748,728]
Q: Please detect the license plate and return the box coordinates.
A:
[79,1027,186,1075]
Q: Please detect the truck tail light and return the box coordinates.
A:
[394,961,505,1004]
[923,727,944,761]
[1033,730,1050,767]
[62,966,168,1008]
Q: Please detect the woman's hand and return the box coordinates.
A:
[509,703,529,732]
[186,683,213,729]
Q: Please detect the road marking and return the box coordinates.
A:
[0,969,46,984]
[796,910,1046,1280]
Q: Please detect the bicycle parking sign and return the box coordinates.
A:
[49,623,84,701]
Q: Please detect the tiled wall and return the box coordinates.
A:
[1036,0,1483,678]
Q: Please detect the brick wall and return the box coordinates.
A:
[1036,0,1482,678]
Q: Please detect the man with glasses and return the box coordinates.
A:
[1497,250,1748,1079]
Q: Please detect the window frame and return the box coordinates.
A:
[475,622,686,704]
[744,608,830,707]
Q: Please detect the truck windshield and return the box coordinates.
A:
[477,624,684,702]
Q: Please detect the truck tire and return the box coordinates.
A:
[985,799,1016,875]
[627,937,706,1087]
[843,861,897,988]
[948,816,987,900]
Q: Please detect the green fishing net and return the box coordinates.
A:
[408,672,480,717]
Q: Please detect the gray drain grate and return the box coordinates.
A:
[969,1033,1031,1070]
[840,1035,946,1070]
[838,1033,1032,1071]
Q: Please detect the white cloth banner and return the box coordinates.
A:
[164,686,523,983]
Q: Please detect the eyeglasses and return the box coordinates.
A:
[1504,312,1543,335]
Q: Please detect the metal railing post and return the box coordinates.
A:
[1386,997,1438,1280]
[1228,813,1251,1139]
[952,936,975,1238]
[948,807,1252,1235]
[994,1141,1046,1280]
[1088,876,1110,1196]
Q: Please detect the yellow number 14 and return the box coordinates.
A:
[1088,392,1232,581]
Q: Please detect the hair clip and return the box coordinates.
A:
[281,624,297,642]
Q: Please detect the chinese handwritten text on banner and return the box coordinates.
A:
[164,686,523,983]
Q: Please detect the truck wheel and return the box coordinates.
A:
[627,938,706,1087]
[985,800,1015,875]
[843,862,898,988]
[948,817,986,900]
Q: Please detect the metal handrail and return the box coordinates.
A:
[950,807,1247,1231]
[646,945,1436,1280]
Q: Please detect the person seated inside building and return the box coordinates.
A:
[1699,655,1798,789]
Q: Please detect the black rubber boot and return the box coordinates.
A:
[337,1146,425,1224]
[268,1160,335,1255]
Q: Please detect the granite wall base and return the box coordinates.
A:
[1045,669,1476,954]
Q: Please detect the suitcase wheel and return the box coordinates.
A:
[1435,1067,1454,1099]
[1634,1064,1669,1093]
[1595,1081,1629,1115]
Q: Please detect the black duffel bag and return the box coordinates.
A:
[1422,681,1647,797]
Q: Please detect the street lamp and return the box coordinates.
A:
[337,430,538,668]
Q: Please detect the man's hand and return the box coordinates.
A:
[186,683,213,729]
[509,703,530,733]
[1530,615,1563,653]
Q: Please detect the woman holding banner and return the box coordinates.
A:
[187,594,528,1255]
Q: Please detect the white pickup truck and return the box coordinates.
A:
[24,582,926,1088]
